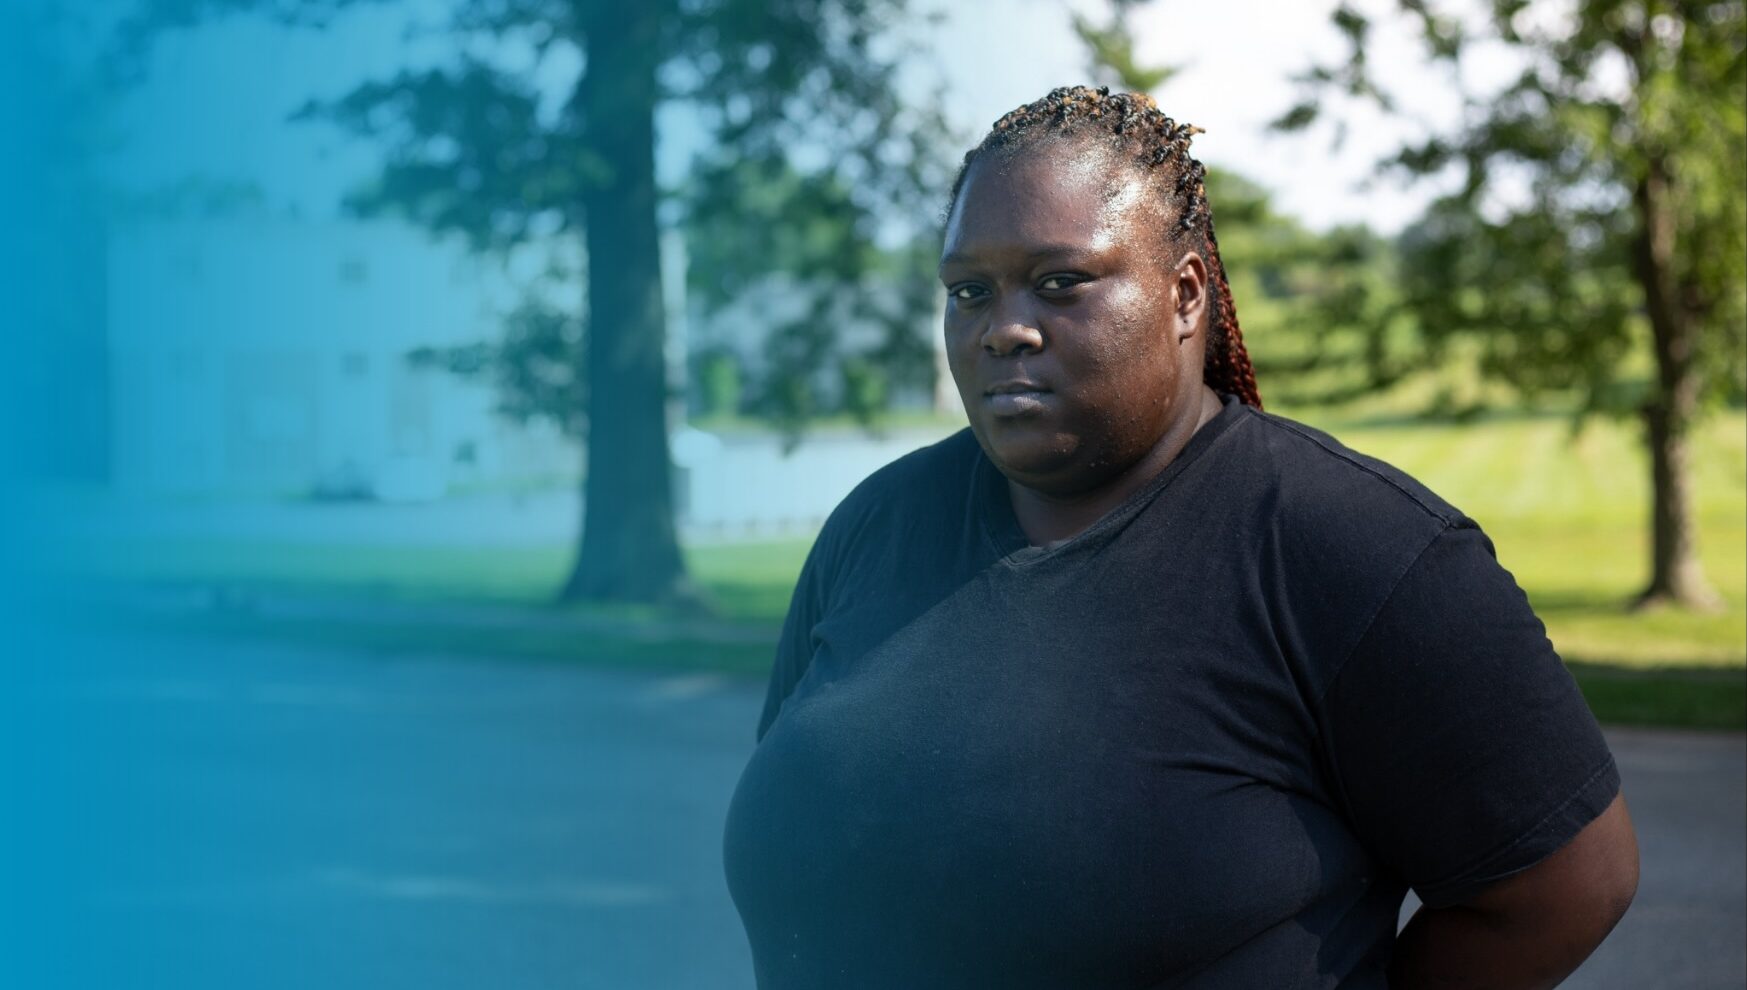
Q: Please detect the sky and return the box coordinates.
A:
[104,0,1529,236]
[921,0,1533,232]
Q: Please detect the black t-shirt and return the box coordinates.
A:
[722,395,1619,989]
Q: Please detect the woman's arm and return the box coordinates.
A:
[1389,792,1639,989]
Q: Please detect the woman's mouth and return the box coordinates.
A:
[983,381,1052,416]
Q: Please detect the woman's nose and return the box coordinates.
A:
[980,299,1044,357]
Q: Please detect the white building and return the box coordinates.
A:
[106,215,576,497]
[103,212,963,536]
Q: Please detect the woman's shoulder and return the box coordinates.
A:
[826,427,979,522]
[812,427,982,552]
[846,427,983,505]
[1207,406,1484,615]
[1229,406,1467,534]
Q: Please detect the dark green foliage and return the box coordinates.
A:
[1276,0,1747,607]
[1277,0,1746,416]
[1195,168,1414,408]
[682,151,942,440]
[1395,197,1641,413]
[409,297,587,438]
[691,347,744,418]
[1073,0,1176,94]
[301,61,598,253]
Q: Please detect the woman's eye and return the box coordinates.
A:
[948,284,986,302]
[1038,275,1081,292]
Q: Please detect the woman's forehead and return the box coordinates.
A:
[944,151,1161,258]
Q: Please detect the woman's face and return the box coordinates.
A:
[940,145,1210,497]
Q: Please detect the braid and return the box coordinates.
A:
[1201,218,1261,407]
[947,86,1263,409]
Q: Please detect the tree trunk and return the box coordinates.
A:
[1630,158,1719,611]
[561,1,690,604]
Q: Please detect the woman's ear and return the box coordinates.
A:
[1173,251,1210,342]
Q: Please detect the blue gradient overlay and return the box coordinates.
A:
[0,4,920,986]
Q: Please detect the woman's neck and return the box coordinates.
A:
[1007,386,1224,547]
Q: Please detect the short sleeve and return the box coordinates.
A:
[1318,520,1620,908]
[755,535,831,743]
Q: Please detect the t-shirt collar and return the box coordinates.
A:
[972,392,1250,565]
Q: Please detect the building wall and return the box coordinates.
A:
[107,215,575,496]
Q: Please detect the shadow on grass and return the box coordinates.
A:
[1566,660,1746,731]
[1523,587,1746,616]
[1524,589,1641,614]
[91,592,783,679]
[1310,405,1580,432]
[697,579,795,627]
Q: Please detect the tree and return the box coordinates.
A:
[1277,0,1746,609]
[116,0,948,605]
[679,152,943,442]
[1073,0,1177,94]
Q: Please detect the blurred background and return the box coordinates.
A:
[2,0,1742,987]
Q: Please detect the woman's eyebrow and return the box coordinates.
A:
[939,244,1099,269]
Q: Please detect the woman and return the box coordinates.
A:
[722,87,1637,989]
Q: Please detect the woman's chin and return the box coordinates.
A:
[977,427,1081,487]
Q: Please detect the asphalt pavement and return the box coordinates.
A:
[14,628,1744,989]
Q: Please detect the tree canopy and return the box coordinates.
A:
[1277,0,1746,607]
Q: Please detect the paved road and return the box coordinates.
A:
[14,629,1744,988]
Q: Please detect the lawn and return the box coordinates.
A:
[58,411,1746,729]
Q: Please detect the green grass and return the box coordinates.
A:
[689,541,814,623]
[104,607,782,677]
[57,412,1745,729]
[69,541,578,607]
[57,539,808,625]
[688,408,965,438]
[1565,663,1745,731]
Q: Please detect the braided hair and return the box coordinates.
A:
[947,86,1262,408]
